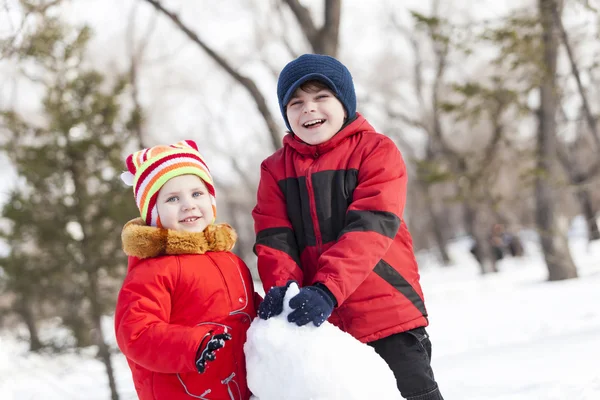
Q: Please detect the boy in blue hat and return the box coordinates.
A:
[252,53,444,399]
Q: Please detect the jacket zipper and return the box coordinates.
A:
[306,155,322,255]
[225,254,252,320]
[307,152,342,324]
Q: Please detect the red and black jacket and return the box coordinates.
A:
[252,114,428,343]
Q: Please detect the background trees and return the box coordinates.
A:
[1,2,140,398]
[1,0,599,397]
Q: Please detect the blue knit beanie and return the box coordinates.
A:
[277,54,356,132]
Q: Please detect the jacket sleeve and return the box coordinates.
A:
[252,160,304,293]
[313,137,405,306]
[114,257,216,373]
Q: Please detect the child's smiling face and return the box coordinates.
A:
[156,174,214,233]
[285,84,346,145]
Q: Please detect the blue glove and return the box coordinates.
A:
[195,331,231,373]
[287,284,336,327]
[258,280,296,320]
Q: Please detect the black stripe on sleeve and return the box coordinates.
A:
[338,210,400,239]
[374,260,428,318]
[254,227,302,269]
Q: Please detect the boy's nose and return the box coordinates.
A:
[303,102,316,113]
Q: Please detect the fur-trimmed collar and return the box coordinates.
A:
[121,218,237,259]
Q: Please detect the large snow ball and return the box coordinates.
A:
[244,282,401,400]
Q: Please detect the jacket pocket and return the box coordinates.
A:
[404,327,432,360]
[151,321,237,399]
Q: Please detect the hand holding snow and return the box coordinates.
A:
[257,281,294,320]
[244,282,402,400]
[287,284,334,327]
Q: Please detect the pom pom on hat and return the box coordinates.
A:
[120,171,135,186]
[277,53,356,132]
[123,140,216,227]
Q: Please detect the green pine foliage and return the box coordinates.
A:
[0,15,138,350]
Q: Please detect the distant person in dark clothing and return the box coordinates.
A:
[470,223,524,266]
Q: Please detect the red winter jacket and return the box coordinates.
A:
[115,220,257,400]
[253,114,428,343]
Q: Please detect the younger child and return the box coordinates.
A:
[253,54,444,400]
[115,140,257,400]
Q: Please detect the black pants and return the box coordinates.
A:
[368,328,444,400]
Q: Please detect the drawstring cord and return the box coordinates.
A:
[177,371,240,399]
[177,373,211,399]
[221,372,240,400]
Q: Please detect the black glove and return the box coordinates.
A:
[258,280,296,320]
[195,331,232,373]
[287,284,336,327]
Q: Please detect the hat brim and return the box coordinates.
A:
[282,73,339,108]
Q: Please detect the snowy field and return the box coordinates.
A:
[1,229,599,400]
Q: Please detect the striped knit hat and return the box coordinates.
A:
[120,140,216,227]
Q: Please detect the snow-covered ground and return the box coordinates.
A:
[423,234,600,400]
[1,230,599,400]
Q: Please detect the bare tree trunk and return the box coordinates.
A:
[536,0,578,280]
[426,198,452,265]
[551,3,600,241]
[575,187,600,241]
[552,5,600,153]
[93,317,119,400]
[283,0,341,56]
[15,296,43,351]
[67,145,120,400]
[320,0,341,56]
[62,294,94,348]
[464,202,496,274]
[420,143,451,265]
[88,270,120,400]
[224,198,250,259]
[556,135,600,243]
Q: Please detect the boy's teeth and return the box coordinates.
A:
[304,119,324,127]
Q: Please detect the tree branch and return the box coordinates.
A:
[273,0,302,59]
[126,2,157,147]
[390,14,426,111]
[321,0,341,56]
[552,4,600,151]
[283,0,319,47]
[141,0,282,151]
[387,108,426,130]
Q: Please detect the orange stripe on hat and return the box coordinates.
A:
[138,161,211,217]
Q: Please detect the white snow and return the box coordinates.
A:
[244,282,401,400]
[0,232,599,399]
